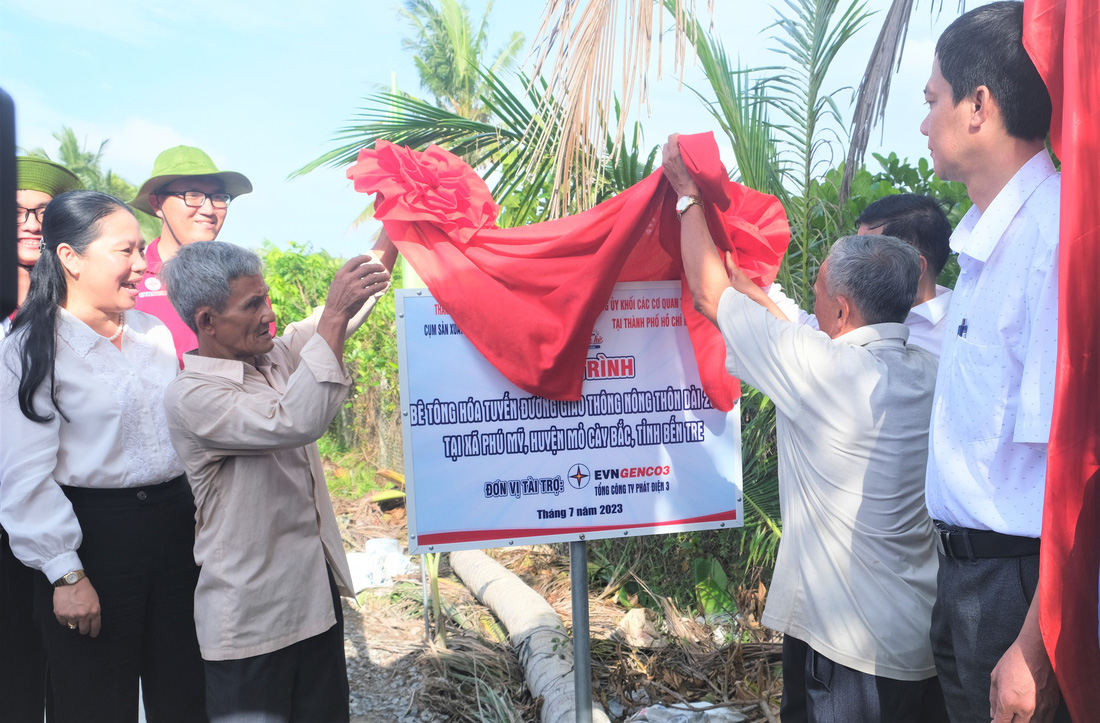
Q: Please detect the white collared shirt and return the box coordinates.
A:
[925,151,1060,536]
[717,288,939,681]
[904,285,952,357]
[764,283,953,357]
[0,309,184,582]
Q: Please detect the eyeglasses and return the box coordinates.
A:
[159,191,233,209]
[16,207,46,224]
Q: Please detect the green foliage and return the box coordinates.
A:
[261,241,343,322]
[693,555,738,620]
[316,435,380,499]
[259,241,404,462]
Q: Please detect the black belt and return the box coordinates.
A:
[933,521,1040,559]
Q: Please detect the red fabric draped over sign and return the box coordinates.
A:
[1024,0,1100,718]
[347,132,790,412]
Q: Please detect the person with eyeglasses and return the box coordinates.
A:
[4,158,83,340]
[130,146,253,363]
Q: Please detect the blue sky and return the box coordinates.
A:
[1,0,986,258]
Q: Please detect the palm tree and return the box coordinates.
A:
[25,127,162,240]
[26,127,109,191]
[293,69,659,227]
[400,0,525,122]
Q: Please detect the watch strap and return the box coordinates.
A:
[677,194,702,220]
[53,569,86,587]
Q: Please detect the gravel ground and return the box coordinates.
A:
[343,589,450,723]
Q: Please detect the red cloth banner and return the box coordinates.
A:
[347,132,790,412]
[1024,0,1100,718]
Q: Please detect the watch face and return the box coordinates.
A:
[676,196,691,213]
[64,572,78,584]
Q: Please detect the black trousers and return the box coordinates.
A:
[204,568,348,723]
[34,476,207,723]
[931,552,1072,723]
[781,635,949,723]
[0,526,47,722]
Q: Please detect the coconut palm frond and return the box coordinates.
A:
[841,0,915,203]
[667,0,787,200]
[598,98,662,200]
[288,91,510,179]
[289,68,582,227]
[764,0,872,296]
[739,387,782,568]
[767,0,870,202]
[489,31,527,76]
[526,0,709,217]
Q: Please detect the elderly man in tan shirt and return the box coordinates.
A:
[160,240,390,722]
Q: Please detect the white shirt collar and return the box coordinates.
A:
[908,285,952,325]
[56,307,131,357]
[951,151,1058,264]
[836,322,910,347]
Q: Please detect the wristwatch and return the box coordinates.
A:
[53,570,86,587]
[676,194,702,220]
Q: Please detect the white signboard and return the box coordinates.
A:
[396,281,743,553]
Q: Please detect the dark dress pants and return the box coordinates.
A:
[781,635,949,723]
[204,568,349,723]
[931,552,1072,723]
[34,477,207,723]
[0,526,47,722]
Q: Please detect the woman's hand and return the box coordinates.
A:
[54,577,101,637]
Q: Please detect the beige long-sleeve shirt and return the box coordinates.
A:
[163,308,366,661]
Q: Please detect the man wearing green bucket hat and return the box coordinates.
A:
[4,157,83,339]
[2,156,82,723]
[131,145,253,363]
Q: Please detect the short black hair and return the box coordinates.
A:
[857,194,952,275]
[936,1,1052,141]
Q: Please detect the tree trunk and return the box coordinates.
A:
[450,549,610,723]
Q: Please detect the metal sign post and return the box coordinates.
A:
[570,539,593,723]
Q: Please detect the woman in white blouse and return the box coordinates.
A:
[0,191,206,722]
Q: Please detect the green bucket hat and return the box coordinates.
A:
[17,157,84,197]
[130,145,252,215]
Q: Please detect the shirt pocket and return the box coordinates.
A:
[944,338,1008,442]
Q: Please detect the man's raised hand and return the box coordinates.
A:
[318,254,391,356]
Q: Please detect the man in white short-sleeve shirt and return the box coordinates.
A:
[918,3,1068,722]
[663,133,947,722]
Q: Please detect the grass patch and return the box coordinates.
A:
[318,432,399,500]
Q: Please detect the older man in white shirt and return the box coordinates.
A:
[664,134,947,723]
[766,193,954,356]
[918,4,1068,722]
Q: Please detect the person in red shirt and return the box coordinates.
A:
[130,146,253,363]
